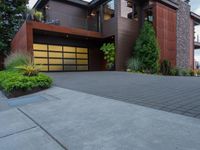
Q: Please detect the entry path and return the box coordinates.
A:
[47,71,200,118]
[1,87,200,150]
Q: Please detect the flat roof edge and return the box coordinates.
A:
[191,12,200,25]
[159,0,179,9]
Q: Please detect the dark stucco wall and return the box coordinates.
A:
[46,0,89,30]
[115,0,140,71]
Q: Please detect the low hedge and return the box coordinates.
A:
[0,71,52,97]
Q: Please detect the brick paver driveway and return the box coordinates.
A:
[47,71,200,119]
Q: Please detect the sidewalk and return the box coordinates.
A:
[0,87,200,150]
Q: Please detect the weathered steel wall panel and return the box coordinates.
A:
[155,2,177,67]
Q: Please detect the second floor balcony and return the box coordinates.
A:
[27,12,100,32]
[195,34,200,49]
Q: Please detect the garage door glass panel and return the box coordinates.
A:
[77,66,88,70]
[33,44,47,51]
[77,54,88,59]
[64,53,76,58]
[64,46,76,52]
[49,65,63,71]
[48,45,62,51]
[77,60,88,65]
[33,51,48,57]
[40,65,48,71]
[49,59,63,64]
[49,52,62,58]
[34,58,48,64]
[64,59,76,64]
[64,66,76,71]
[77,48,88,53]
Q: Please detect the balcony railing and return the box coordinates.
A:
[195,35,200,43]
[194,34,200,49]
[26,14,99,32]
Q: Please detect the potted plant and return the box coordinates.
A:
[34,10,44,22]
[100,43,115,70]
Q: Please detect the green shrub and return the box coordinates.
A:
[100,43,115,69]
[173,68,191,76]
[15,64,41,76]
[134,21,160,73]
[4,51,31,70]
[170,68,178,76]
[34,10,44,21]
[196,70,200,76]
[0,71,52,93]
[182,69,191,76]
[189,70,195,76]
[127,57,142,72]
[160,60,171,75]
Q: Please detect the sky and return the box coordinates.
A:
[28,0,200,61]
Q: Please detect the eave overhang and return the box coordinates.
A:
[27,21,102,39]
[33,0,104,9]
[194,42,200,49]
[191,12,200,26]
[158,0,178,9]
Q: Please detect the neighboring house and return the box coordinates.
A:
[11,0,200,72]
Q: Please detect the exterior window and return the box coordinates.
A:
[88,8,100,32]
[103,0,115,21]
[144,8,153,22]
[121,0,133,19]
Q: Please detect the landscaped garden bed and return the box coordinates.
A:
[127,21,199,77]
[0,51,52,98]
[0,71,52,98]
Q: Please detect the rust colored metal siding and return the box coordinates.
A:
[11,23,29,53]
[154,2,177,67]
[11,21,102,52]
[30,21,102,38]
[11,21,104,71]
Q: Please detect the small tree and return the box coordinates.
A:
[100,43,115,70]
[0,0,28,55]
[134,21,160,73]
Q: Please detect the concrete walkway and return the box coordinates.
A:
[47,71,200,119]
[1,87,200,150]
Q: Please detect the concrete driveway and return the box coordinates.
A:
[47,71,200,119]
[1,87,200,150]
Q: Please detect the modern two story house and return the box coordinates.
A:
[11,0,200,72]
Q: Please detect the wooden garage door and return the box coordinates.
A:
[33,44,88,71]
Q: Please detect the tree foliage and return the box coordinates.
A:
[160,59,171,75]
[100,43,115,69]
[134,21,160,73]
[0,0,28,54]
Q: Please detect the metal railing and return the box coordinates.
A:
[195,34,200,43]
[26,14,99,32]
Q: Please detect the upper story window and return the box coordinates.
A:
[103,0,115,21]
[88,8,100,32]
[144,8,153,23]
[121,0,133,19]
